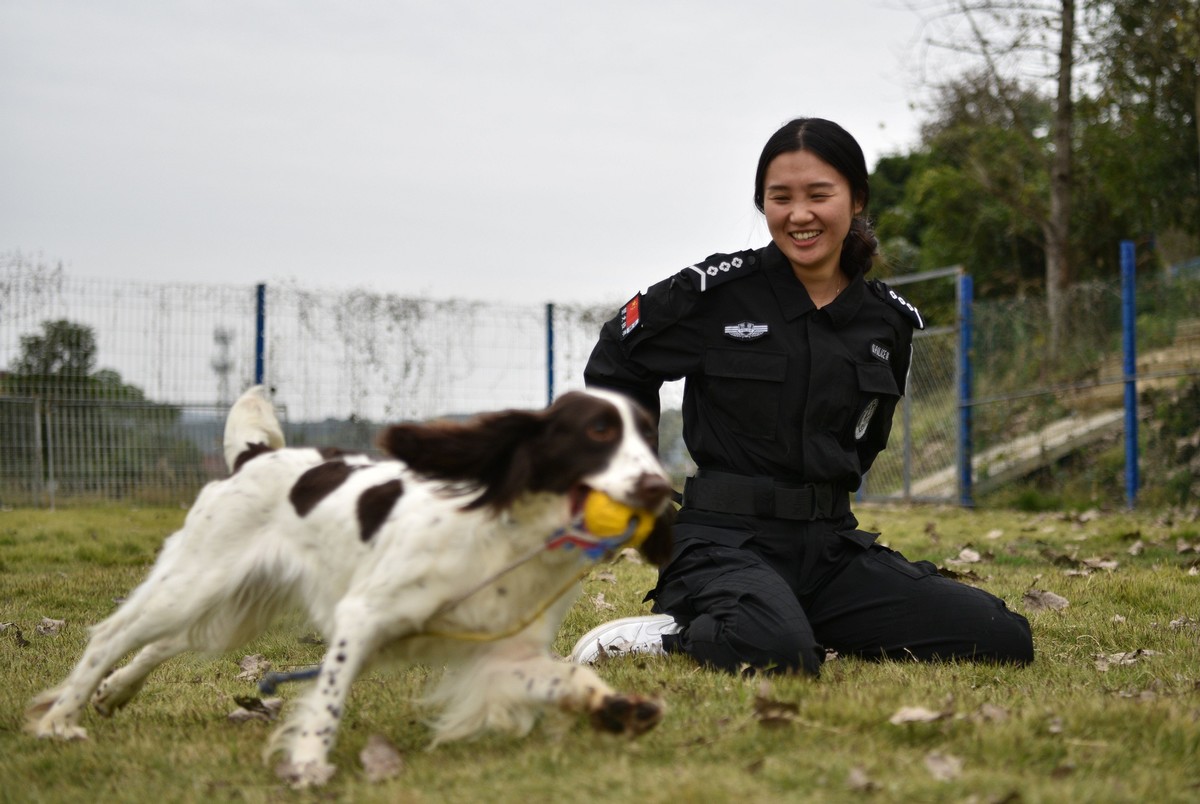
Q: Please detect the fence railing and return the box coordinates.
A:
[4,250,1198,508]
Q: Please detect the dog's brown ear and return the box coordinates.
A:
[377,409,546,510]
[638,503,676,567]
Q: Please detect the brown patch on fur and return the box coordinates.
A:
[290,461,356,517]
[356,479,404,542]
[376,392,630,513]
[317,446,363,461]
[232,442,276,474]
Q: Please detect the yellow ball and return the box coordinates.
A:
[582,490,655,548]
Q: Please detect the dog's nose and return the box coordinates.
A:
[635,473,673,510]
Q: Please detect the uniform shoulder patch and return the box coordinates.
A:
[681,249,758,292]
[619,294,642,340]
[869,279,925,330]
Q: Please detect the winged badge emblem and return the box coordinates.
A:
[723,321,769,341]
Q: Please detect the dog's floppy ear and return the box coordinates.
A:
[378,408,546,511]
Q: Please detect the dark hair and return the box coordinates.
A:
[753,118,878,277]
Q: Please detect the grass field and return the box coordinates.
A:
[2,504,1199,803]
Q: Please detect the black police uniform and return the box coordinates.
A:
[585,241,1033,674]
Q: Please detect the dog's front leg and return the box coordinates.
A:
[526,656,665,737]
[267,597,386,789]
[428,652,664,744]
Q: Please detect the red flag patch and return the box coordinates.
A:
[620,294,641,339]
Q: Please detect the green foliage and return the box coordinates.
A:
[873,3,1198,294]
[4,505,1200,802]
[1,319,205,505]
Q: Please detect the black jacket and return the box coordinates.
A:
[584,242,923,491]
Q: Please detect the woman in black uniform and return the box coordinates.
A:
[572,118,1033,675]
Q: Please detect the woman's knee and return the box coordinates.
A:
[674,603,823,676]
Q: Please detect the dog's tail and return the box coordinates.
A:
[223,386,286,473]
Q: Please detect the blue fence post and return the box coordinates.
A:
[255,283,266,386]
[1121,240,1139,509]
[545,302,555,407]
[957,271,974,507]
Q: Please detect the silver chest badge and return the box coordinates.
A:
[723,321,769,341]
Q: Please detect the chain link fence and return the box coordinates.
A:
[5,253,1197,508]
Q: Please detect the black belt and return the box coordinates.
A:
[682,470,850,521]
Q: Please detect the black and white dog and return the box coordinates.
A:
[27,387,673,787]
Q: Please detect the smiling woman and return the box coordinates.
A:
[575,117,1035,675]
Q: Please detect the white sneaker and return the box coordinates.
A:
[569,614,681,664]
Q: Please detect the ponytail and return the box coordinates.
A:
[841,216,878,278]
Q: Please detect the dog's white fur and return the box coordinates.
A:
[27,387,672,787]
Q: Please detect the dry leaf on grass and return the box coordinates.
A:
[35,617,65,636]
[938,566,986,583]
[592,569,617,584]
[924,751,964,781]
[1023,589,1069,612]
[589,593,616,612]
[1,622,30,647]
[846,765,878,792]
[975,703,1010,723]
[1081,557,1119,572]
[753,681,800,728]
[946,547,982,565]
[1094,649,1159,672]
[236,654,271,682]
[615,547,644,564]
[227,696,283,723]
[360,733,405,783]
[889,705,950,725]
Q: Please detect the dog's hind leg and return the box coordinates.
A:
[25,603,174,740]
[91,636,188,717]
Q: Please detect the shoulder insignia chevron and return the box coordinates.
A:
[683,250,757,292]
[870,279,925,330]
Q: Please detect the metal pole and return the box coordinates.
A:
[32,397,44,507]
[44,401,55,511]
[545,302,555,407]
[255,283,266,386]
[957,271,974,507]
[1120,240,1139,509]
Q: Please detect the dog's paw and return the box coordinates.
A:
[25,695,90,741]
[91,678,131,717]
[27,716,89,741]
[275,759,337,788]
[589,693,664,737]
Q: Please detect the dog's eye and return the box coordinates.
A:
[586,416,619,443]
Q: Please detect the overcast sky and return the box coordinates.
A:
[1,1,935,305]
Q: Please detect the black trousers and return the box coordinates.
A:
[648,508,1034,675]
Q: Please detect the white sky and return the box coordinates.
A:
[1,1,933,305]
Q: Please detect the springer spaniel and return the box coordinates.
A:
[27,387,673,787]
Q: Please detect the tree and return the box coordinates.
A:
[911,0,1079,358]
[10,319,97,383]
[1081,0,1200,264]
[2,319,197,501]
[874,72,1051,296]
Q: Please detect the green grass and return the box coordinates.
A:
[3,504,1200,803]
